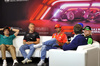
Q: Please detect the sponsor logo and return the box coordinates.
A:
[4,0,29,2]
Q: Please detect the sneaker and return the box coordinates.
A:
[21,58,28,64]
[27,60,32,63]
[33,44,42,48]
[37,60,44,66]
[2,60,7,66]
[12,60,18,66]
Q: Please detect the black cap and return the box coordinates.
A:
[83,26,91,30]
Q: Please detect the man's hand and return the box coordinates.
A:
[23,39,40,45]
[66,41,70,44]
[26,42,32,45]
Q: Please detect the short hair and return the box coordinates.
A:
[74,24,83,34]
[3,26,10,32]
[29,23,35,26]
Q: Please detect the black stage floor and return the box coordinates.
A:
[0,57,48,66]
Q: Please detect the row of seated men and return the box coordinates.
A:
[0,23,93,66]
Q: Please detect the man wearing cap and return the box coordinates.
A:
[35,24,67,66]
[83,26,93,44]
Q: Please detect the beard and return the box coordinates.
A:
[29,29,34,32]
[57,30,61,33]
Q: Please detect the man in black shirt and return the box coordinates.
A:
[19,23,40,64]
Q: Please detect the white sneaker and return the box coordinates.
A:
[22,58,28,64]
[12,59,18,66]
[2,60,7,66]
[37,60,44,66]
[27,59,32,63]
[33,44,42,48]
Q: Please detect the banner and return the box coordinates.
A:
[0,0,100,42]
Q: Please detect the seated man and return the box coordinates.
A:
[62,24,87,50]
[0,27,19,66]
[83,26,93,44]
[35,24,68,66]
[19,23,40,64]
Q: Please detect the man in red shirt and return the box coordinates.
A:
[36,24,67,66]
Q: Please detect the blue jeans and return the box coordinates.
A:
[41,38,58,60]
[19,44,35,59]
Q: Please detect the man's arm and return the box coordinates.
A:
[23,39,40,45]
[56,40,64,46]
[23,40,26,44]
[27,39,40,45]
[57,34,68,46]
[11,28,19,36]
[0,28,4,31]
[88,38,93,44]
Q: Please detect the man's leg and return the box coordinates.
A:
[22,44,35,64]
[7,45,16,60]
[41,45,52,60]
[34,38,57,48]
[19,44,29,59]
[20,44,35,64]
[7,45,18,66]
[0,44,6,60]
[26,44,35,59]
[41,38,57,60]
[38,38,57,66]
[0,44,7,66]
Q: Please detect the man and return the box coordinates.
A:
[19,23,40,64]
[83,26,93,44]
[0,27,19,66]
[78,23,84,28]
[35,24,68,66]
[62,24,87,50]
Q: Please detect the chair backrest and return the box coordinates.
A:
[13,36,52,48]
[92,40,100,48]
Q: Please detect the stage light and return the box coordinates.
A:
[40,7,51,20]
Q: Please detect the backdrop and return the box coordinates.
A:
[0,0,100,42]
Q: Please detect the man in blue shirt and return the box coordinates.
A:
[63,24,87,50]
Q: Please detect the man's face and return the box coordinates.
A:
[84,30,91,36]
[28,24,35,32]
[4,29,10,35]
[55,28,61,33]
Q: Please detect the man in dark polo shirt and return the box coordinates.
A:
[19,23,40,64]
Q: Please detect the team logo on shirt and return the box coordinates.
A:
[54,36,55,38]
[26,34,29,36]
[59,37,61,38]
[33,34,35,36]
